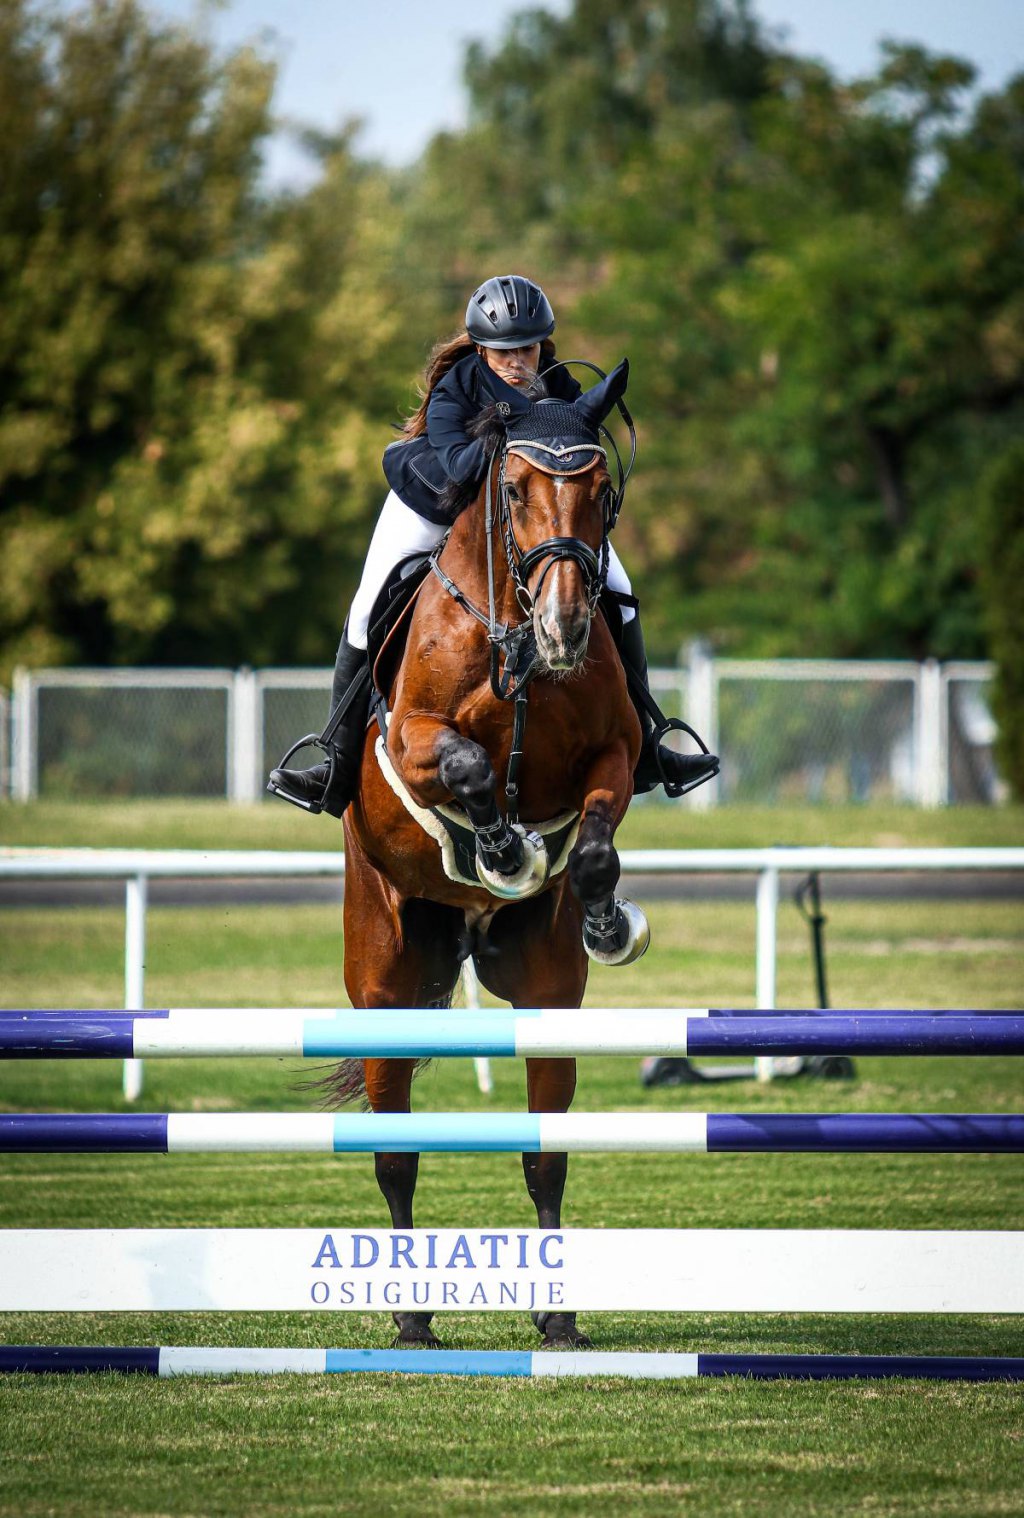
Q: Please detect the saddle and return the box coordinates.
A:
[366,551,433,689]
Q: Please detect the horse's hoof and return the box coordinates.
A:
[583,899,650,966]
[389,1330,443,1349]
[541,1328,594,1350]
[532,1311,592,1350]
[476,825,549,900]
[391,1312,442,1349]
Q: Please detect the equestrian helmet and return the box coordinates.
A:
[465,275,555,349]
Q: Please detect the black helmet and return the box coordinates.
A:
[465,275,555,349]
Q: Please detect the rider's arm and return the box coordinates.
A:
[427,356,528,486]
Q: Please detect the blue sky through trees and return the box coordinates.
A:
[137,0,1023,182]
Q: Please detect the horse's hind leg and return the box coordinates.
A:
[364,1055,442,1348]
[343,850,462,1348]
[523,1056,592,1349]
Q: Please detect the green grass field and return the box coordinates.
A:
[1,803,1022,1516]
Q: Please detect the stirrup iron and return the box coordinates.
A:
[650,716,720,799]
[265,733,338,814]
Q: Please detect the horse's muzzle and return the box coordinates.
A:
[535,613,589,673]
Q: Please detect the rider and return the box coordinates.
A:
[268,274,717,817]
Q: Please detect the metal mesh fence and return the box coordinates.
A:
[7,660,999,804]
[30,673,232,799]
[714,667,919,805]
[631,667,690,806]
[648,667,688,725]
[258,672,333,795]
[945,666,1001,804]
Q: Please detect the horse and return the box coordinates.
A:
[333,362,649,1350]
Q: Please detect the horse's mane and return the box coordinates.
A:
[437,373,551,520]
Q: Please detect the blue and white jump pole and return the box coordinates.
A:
[2,1346,1022,1382]
[1,1008,1022,1059]
[2,1111,1022,1154]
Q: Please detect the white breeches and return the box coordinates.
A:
[348,490,634,650]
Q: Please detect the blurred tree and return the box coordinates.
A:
[1,0,274,671]
[2,0,1020,682]
[411,5,1024,661]
[0,0,421,677]
[725,52,1024,658]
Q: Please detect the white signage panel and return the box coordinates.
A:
[1,1229,1021,1314]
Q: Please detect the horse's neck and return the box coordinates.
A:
[442,499,519,624]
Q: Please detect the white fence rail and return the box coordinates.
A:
[3,845,1021,1097]
[6,657,999,806]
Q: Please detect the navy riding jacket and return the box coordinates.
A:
[382,351,582,525]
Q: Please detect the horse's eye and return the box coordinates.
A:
[506,484,521,504]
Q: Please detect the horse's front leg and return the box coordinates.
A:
[394,715,548,899]
[568,748,650,966]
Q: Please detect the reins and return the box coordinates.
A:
[428,446,536,824]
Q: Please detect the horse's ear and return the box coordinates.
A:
[574,358,629,430]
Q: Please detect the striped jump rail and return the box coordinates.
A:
[2,1008,1022,1059]
[2,1112,1022,1153]
[3,1346,1023,1382]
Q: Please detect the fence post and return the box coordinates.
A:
[685,642,717,810]
[917,659,944,808]
[461,959,493,1096]
[10,668,36,802]
[755,863,779,1082]
[122,874,147,1102]
[229,668,260,804]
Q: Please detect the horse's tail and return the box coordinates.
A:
[304,1058,435,1111]
[304,989,455,1108]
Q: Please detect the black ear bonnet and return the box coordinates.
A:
[505,400,605,476]
[505,360,633,502]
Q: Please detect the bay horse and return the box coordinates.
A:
[336,362,647,1350]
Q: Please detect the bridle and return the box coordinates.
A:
[430,440,606,699]
[503,356,637,626]
[497,447,610,621]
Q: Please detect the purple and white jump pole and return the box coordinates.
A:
[1,1008,1022,1060]
[2,1346,1022,1382]
[1,1111,1022,1154]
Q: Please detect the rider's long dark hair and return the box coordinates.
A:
[401,333,558,438]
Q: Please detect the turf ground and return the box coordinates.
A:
[0,803,1022,1517]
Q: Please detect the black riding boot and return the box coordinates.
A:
[619,615,719,797]
[267,636,370,818]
